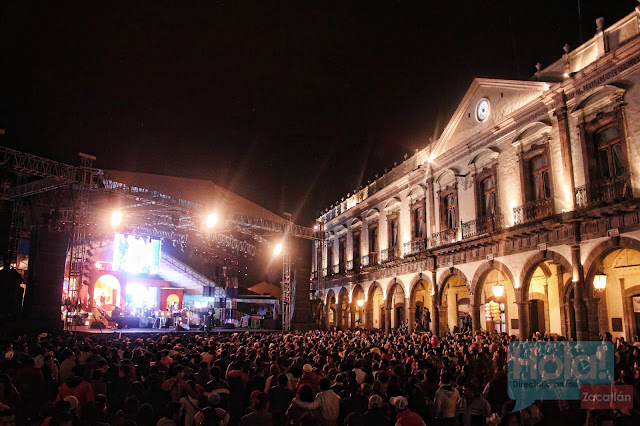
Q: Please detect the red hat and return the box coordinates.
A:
[250,390,263,400]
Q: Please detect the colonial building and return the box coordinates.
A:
[312,7,640,341]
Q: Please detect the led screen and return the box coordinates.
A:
[125,283,158,308]
[113,233,161,275]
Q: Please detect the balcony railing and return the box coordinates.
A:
[363,252,378,266]
[381,246,399,262]
[575,175,631,209]
[362,254,369,266]
[332,264,339,274]
[461,214,504,239]
[513,199,553,225]
[322,267,327,277]
[346,259,353,271]
[432,228,457,247]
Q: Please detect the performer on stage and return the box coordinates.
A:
[170,301,180,329]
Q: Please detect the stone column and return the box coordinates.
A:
[470,304,481,335]
[571,243,589,341]
[350,305,356,330]
[587,297,601,340]
[385,301,391,334]
[554,103,576,210]
[432,269,439,336]
[365,305,373,330]
[517,301,529,340]
[427,177,436,238]
[335,303,342,330]
[406,297,414,333]
[432,304,439,336]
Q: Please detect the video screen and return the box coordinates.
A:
[125,283,158,309]
[113,233,161,275]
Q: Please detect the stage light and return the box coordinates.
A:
[273,243,283,256]
[111,211,123,227]
[206,213,218,228]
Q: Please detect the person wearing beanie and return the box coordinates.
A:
[390,396,425,426]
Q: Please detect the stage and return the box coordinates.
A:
[72,325,281,335]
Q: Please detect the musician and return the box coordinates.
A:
[170,302,180,329]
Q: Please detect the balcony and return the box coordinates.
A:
[575,175,631,209]
[461,214,504,239]
[381,246,399,263]
[332,264,340,274]
[513,199,553,225]
[346,259,353,271]
[322,267,328,277]
[362,252,378,266]
[432,228,457,247]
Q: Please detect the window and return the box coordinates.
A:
[445,193,457,229]
[595,123,624,178]
[413,207,426,239]
[327,244,334,272]
[368,225,378,254]
[389,215,399,248]
[352,232,361,264]
[339,238,346,270]
[530,154,551,201]
[482,176,496,217]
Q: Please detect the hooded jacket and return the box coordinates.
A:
[434,384,460,419]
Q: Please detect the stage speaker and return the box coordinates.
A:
[23,228,70,321]
[178,323,190,331]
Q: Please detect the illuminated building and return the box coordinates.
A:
[312,7,640,341]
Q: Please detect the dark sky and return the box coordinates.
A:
[1,1,637,229]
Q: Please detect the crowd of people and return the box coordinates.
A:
[0,328,638,426]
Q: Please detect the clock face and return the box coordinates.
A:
[477,99,489,121]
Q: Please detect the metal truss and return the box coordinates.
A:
[0,146,78,180]
[229,213,324,241]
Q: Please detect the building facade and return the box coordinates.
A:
[312,7,640,341]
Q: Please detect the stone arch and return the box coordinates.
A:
[385,278,407,301]
[437,267,470,303]
[583,236,640,288]
[409,273,434,301]
[366,281,385,330]
[519,250,572,303]
[470,260,516,306]
[408,185,427,201]
[468,147,500,167]
[571,84,626,113]
[581,236,640,340]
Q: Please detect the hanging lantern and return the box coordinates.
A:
[485,304,492,321]
[492,283,504,298]
[593,274,607,290]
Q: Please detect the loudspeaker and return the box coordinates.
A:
[23,229,70,321]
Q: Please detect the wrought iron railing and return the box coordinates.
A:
[461,214,504,239]
[381,246,399,262]
[411,238,427,254]
[513,199,553,225]
[575,175,631,209]
[367,252,378,265]
[346,259,353,271]
[362,254,369,267]
[322,267,328,277]
[332,264,339,274]
[431,228,457,247]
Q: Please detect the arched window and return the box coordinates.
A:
[481,176,496,217]
[445,193,457,229]
[595,123,624,178]
[530,154,551,201]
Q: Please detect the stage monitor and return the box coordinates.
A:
[113,233,161,275]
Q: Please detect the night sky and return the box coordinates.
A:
[1,1,637,229]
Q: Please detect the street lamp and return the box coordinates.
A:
[492,283,504,298]
[593,274,607,290]
[111,211,122,228]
